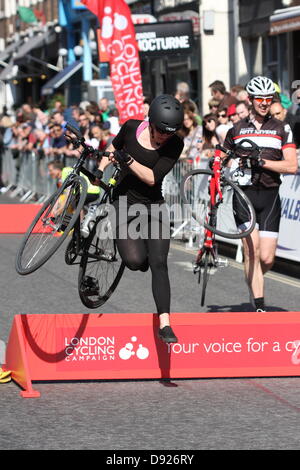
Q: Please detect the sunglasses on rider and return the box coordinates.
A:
[218,113,227,118]
[253,96,273,104]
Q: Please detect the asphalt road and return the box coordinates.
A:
[0,231,300,451]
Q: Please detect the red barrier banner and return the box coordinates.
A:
[4,312,300,398]
[0,204,42,233]
[83,0,144,123]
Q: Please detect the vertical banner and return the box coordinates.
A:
[82,0,144,123]
[96,28,109,63]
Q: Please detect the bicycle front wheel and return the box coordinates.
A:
[16,175,87,275]
[78,209,125,308]
[180,169,256,239]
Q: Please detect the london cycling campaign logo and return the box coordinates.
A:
[119,336,149,361]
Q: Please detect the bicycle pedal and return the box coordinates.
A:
[99,252,115,262]
[193,264,200,274]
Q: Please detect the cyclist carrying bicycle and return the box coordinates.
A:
[95,95,184,343]
[222,76,298,312]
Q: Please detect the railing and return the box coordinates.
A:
[1,146,300,262]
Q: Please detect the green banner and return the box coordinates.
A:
[17,6,37,24]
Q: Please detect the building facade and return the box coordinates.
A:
[0,0,60,110]
[1,0,300,115]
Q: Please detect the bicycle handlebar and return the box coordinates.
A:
[216,139,261,160]
[64,122,127,190]
[65,123,83,140]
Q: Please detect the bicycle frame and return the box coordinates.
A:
[194,150,223,271]
[65,164,121,265]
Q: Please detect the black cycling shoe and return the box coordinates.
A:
[158,326,178,344]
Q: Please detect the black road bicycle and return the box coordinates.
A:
[15,123,125,308]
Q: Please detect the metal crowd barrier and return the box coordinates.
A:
[1,146,299,262]
[1,148,57,202]
[0,148,124,203]
[162,154,210,246]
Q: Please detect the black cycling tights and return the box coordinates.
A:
[114,201,171,315]
[116,236,171,315]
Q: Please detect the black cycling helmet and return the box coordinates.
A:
[148,94,184,133]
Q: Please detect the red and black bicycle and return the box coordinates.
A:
[180,140,261,306]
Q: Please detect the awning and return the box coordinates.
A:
[41,61,83,96]
[270,6,300,35]
[0,39,23,64]
[0,61,14,81]
[14,30,54,63]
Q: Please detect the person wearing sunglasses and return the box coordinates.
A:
[200,113,219,158]
[216,106,232,145]
[222,76,298,313]
[96,95,184,344]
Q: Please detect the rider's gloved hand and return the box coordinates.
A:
[94,169,103,180]
[250,156,266,168]
[113,149,133,165]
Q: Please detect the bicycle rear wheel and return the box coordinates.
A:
[16,175,87,275]
[78,209,125,308]
[180,169,256,239]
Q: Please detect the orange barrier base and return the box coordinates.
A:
[4,312,300,398]
[0,204,42,233]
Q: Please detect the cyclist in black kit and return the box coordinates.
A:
[223,76,298,312]
[95,95,184,343]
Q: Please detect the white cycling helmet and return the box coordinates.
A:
[246,76,276,96]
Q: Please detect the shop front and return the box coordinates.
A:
[269,5,300,96]
[128,0,201,104]
[135,19,195,101]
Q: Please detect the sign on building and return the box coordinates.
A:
[135,20,194,58]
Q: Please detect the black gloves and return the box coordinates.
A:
[114,149,133,165]
[93,169,103,181]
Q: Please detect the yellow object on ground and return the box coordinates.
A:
[0,367,11,383]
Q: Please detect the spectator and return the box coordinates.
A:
[78,112,91,140]
[236,89,250,104]
[292,86,300,115]
[143,97,151,119]
[236,100,250,120]
[18,123,35,152]
[47,159,100,204]
[71,105,81,123]
[48,124,68,158]
[32,129,50,157]
[87,124,103,149]
[86,102,100,124]
[99,121,114,150]
[179,111,203,162]
[174,81,190,103]
[33,107,49,131]
[208,99,220,115]
[21,103,36,124]
[274,82,292,110]
[270,100,300,148]
[99,97,113,121]
[108,108,121,135]
[200,113,219,156]
[174,81,199,115]
[182,100,202,125]
[52,111,66,128]
[230,84,245,98]
[227,104,240,125]
[216,107,232,144]
[209,80,238,110]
